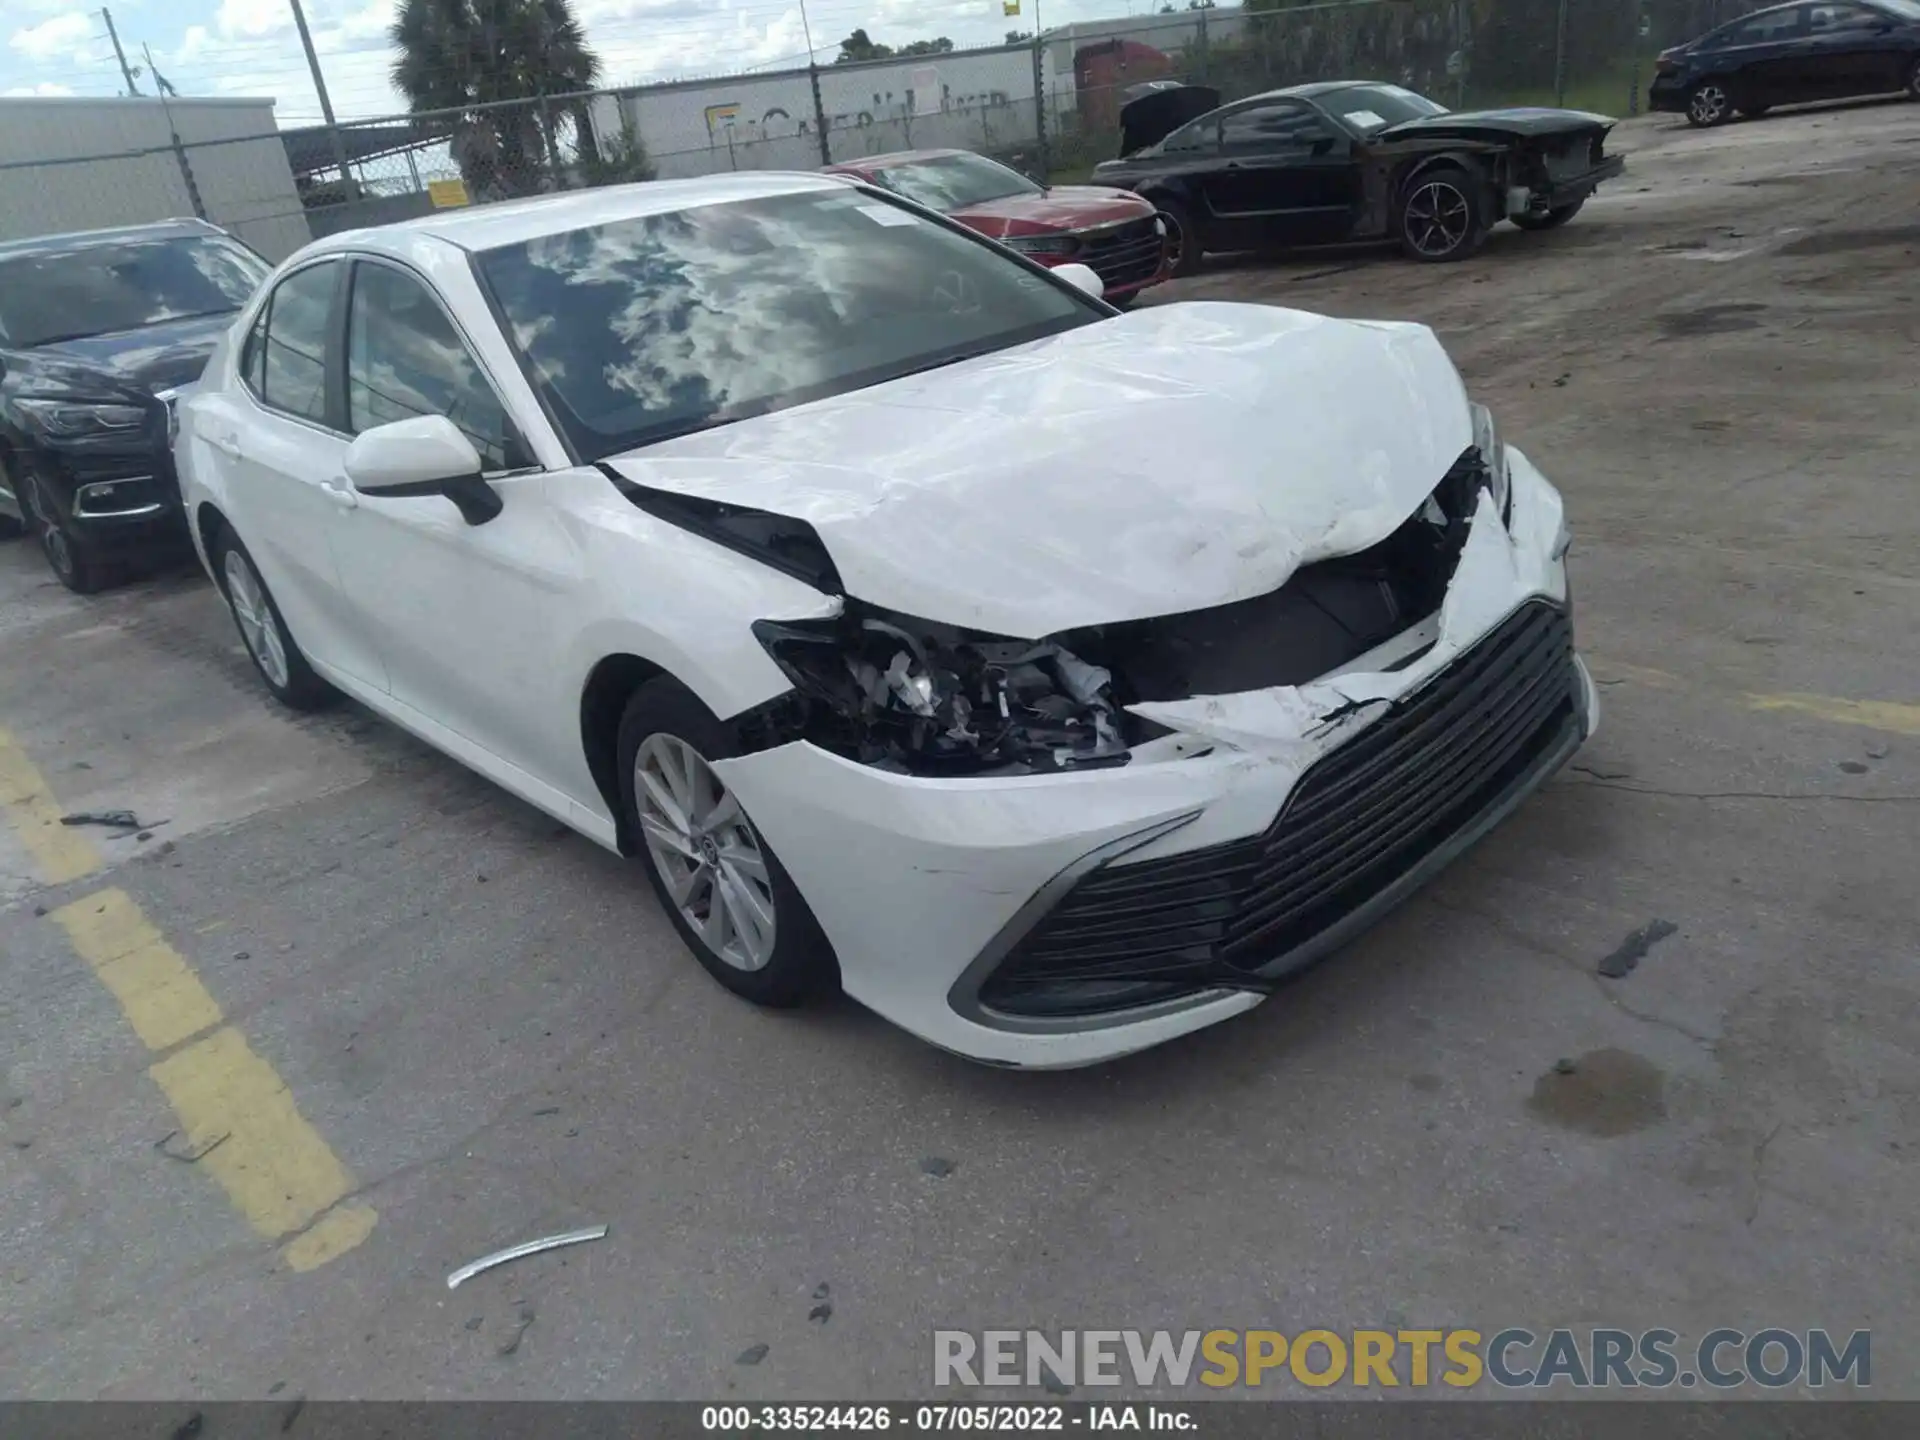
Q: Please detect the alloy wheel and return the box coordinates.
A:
[223,549,289,689]
[22,476,74,581]
[1158,210,1185,274]
[633,732,777,972]
[1689,84,1729,125]
[1403,180,1473,258]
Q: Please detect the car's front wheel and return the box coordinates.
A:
[1687,82,1733,126]
[214,531,336,710]
[617,676,836,1008]
[21,471,113,594]
[1511,198,1586,232]
[1396,165,1489,262]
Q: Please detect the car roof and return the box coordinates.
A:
[824,148,972,173]
[0,217,220,260]
[1233,80,1390,105]
[305,171,859,260]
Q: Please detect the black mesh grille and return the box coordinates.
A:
[1077,217,1163,290]
[978,602,1578,1017]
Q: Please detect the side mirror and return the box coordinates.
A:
[344,414,502,526]
[1054,261,1106,302]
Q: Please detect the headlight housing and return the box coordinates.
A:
[1000,233,1080,257]
[16,399,149,438]
[751,604,1128,774]
[1469,401,1511,523]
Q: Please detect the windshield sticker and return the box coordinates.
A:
[1344,109,1386,129]
[857,204,919,227]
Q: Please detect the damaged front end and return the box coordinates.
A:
[742,413,1509,776]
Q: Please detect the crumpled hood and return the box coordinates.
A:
[603,301,1473,639]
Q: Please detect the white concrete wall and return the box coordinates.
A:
[0,97,310,260]
[604,47,1043,181]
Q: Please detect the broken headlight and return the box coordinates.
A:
[1470,401,1511,523]
[751,605,1130,774]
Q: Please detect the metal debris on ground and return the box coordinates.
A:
[155,1128,231,1164]
[809,1301,833,1324]
[445,1224,609,1289]
[58,809,144,829]
[736,1344,769,1366]
[497,1303,536,1357]
[920,1156,956,1177]
[1598,919,1679,979]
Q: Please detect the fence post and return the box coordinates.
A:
[1032,34,1050,181]
[1194,4,1210,84]
[536,90,565,188]
[170,135,208,221]
[809,62,831,164]
[1552,0,1570,106]
[1628,0,1645,115]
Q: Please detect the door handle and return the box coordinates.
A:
[209,431,242,458]
[322,481,358,510]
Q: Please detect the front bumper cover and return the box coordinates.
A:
[713,446,1592,1067]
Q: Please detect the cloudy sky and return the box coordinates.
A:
[3,0,1153,122]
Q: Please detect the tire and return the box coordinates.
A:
[617,676,838,1008]
[1396,164,1489,263]
[21,470,114,594]
[1511,198,1586,232]
[0,452,22,540]
[212,530,336,710]
[1687,81,1733,126]
[1153,198,1202,278]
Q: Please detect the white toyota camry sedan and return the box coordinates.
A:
[176,171,1596,1068]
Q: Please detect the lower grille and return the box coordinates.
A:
[1078,217,1163,289]
[977,601,1579,1018]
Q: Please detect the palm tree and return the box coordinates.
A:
[391,0,603,199]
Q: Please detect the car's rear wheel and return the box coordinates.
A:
[617,676,837,1008]
[1687,82,1733,126]
[1396,165,1488,262]
[1153,198,1201,278]
[1511,198,1586,232]
[21,471,112,594]
[214,531,336,710]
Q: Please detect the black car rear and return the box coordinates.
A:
[0,219,269,592]
[1650,0,1920,126]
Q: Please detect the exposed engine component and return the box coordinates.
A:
[742,443,1499,773]
[750,605,1130,774]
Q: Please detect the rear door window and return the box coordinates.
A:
[258,261,339,425]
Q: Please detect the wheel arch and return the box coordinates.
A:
[581,652,669,856]
[194,501,231,583]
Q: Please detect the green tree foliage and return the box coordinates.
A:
[835,29,954,62]
[391,0,602,198]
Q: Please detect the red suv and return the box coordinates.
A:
[823,149,1170,307]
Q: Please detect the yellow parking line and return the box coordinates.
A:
[1747,692,1920,737]
[3,736,374,1272]
[0,727,101,884]
[1589,659,1917,736]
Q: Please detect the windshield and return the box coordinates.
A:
[477,188,1099,462]
[870,153,1041,212]
[0,234,268,348]
[1319,84,1450,133]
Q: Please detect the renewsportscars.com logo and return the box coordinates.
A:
[934,1328,1871,1391]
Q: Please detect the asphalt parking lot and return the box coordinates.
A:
[3,98,1917,1402]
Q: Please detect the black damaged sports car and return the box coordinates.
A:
[1093,80,1626,272]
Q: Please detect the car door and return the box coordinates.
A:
[1200,100,1359,249]
[1805,1,1905,92]
[200,258,386,689]
[1720,5,1817,104]
[327,255,581,781]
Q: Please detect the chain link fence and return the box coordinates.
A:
[4,0,1783,258]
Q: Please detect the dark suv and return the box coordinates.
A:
[1,218,271,592]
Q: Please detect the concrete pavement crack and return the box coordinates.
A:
[1564,779,1920,805]
[1747,1120,1785,1226]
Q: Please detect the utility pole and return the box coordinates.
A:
[288,0,355,191]
[798,0,831,165]
[1552,0,1570,107]
[1031,0,1048,182]
[99,8,141,96]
